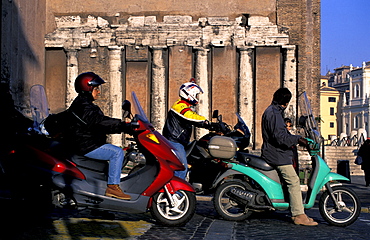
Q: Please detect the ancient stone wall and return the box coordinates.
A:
[1,0,321,149]
[44,15,296,147]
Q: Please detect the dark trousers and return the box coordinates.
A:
[364,169,370,186]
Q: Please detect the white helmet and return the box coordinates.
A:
[179,79,203,105]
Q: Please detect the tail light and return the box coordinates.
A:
[214,159,232,169]
[8,149,16,155]
[52,160,85,180]
[26,145,86,180]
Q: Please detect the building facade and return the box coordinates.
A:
[327,62,370,143]
[342,62,370,141]
[320,77,340,143]
[1,0,321,149]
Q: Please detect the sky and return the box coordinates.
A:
[321,0,370,75]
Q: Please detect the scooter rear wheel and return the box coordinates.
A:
[213,180,253,221]
[150,190,196,226]
[319,186,361,227]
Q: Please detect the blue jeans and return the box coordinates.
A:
[169,141,188,180]
[84,144,124,185]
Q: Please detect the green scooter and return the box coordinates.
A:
[213,92,361,227]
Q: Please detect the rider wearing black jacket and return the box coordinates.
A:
[68,93,130,155]
[67,72,132,200]
[261,88,316,226]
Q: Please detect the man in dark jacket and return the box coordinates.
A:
[68,72,132,200]
[261,87,317,226]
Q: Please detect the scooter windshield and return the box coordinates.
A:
[235,113,251,138]
[131,91,150,123]
[298,92,321,145]
[30,85,50,132]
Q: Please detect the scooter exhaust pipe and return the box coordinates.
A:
[228,187,255,205]
[228,187,273,210]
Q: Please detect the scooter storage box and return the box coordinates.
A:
[208,136,237,159]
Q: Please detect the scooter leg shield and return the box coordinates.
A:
[158,177,195,194]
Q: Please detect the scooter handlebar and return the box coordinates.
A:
[306,138,320,155]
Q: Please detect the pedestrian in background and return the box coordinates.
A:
[357,139,370,187]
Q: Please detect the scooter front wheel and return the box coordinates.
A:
[150,190,196,226]
[213,180,253,221]
[319,186,361,227]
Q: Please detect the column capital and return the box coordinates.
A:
[281,45,296,51]
[64,47,80,52]
[108,45,124,51]
[150,45,168,50]
[194,47,210,52]
[237,46,255,51]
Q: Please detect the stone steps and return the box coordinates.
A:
[324,146,363,176]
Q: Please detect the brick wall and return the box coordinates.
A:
[277,0,321,116]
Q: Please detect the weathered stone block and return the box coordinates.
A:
[56,16,81,28]
[163,16,192,24]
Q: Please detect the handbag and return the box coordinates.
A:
[355,155,363,165]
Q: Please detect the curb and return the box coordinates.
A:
[361,207,370,213]
[196,195,212,201]
[196,195,370,214]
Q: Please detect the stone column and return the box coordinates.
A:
[108,46,124,146]
[195,47,209,138]
[238,47,254,140]
[151,46,167,133]
[349,76,353,105]
[361,111,365,128]
[367,110,370,134]
[346,113,350,135]
[342,112,346,135]
[66,49,79,108]
[282,45,297,122]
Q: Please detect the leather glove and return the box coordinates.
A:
[298,137,308,147]
[201,120,211,129]
[122,121,139,135]
[208,123,219,132]
[201,120,216,130]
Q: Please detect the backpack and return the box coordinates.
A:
[43,109,85,139]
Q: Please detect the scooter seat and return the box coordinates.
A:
[236,152,274,171]
[71,155,108,172]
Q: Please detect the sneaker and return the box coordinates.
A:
[105,184,131,200]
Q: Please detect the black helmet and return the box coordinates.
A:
[74,72,106,93]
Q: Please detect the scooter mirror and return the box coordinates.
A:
[122,100,131,118]
[218,114,223,123]
[212,110,219,118]
[298,115,307,127]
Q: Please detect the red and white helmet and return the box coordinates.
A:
[179,78,203,105]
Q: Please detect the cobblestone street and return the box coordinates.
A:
[1,176,370,240]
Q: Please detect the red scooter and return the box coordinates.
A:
[6,86,196,226]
